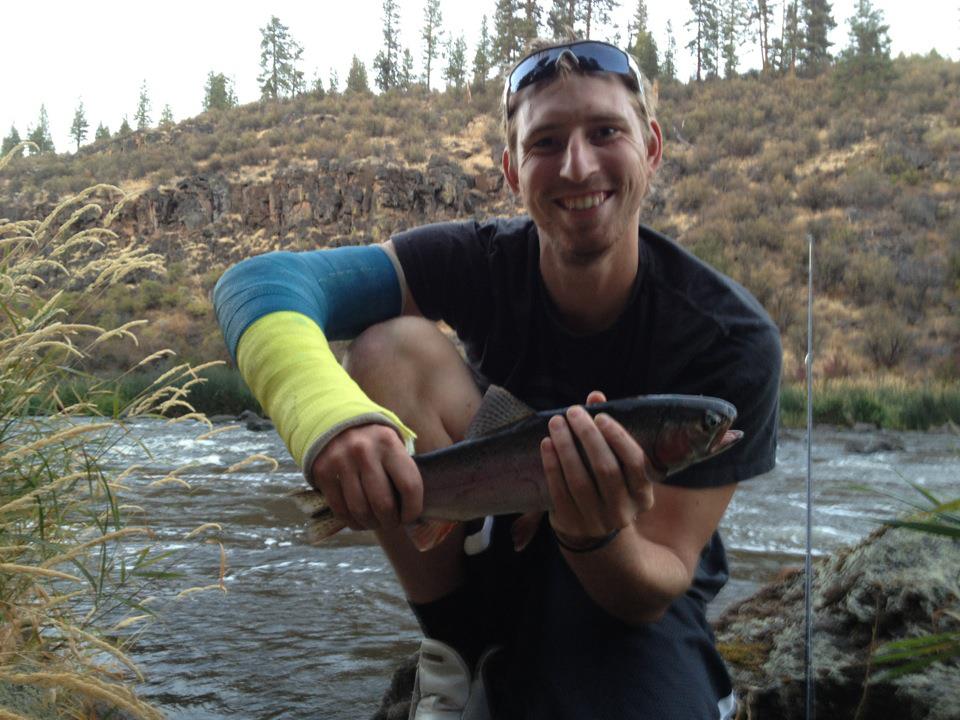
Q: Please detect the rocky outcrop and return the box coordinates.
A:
[715,527,959,719]
[106,155,508,270]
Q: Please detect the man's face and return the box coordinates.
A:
[503,73,661,265]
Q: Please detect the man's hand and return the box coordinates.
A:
[310,424,423,531]
[540,391,659,545]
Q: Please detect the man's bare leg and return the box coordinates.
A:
[344,316,482,604]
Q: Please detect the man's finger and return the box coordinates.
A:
[597,413,657,512]
[341,473,378,529]
[383,451,423,524]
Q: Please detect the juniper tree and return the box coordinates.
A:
[1,126,20,155]
[472,15,493,89]
[27,105,54,154]
[311,71,326,97]
[94,123,110,141]
[444,35,468,93]
[799,0,836,75]
[328,68,340,95]
[421,0,444,89]
[837,0,893,91]
[159,104,174,130]
[117,117,132,136]
[374,0,403,91]
[346,55,371,93]
[134,81,151,130]
[258,15,305,100]
[70,101,89,151]
[204,72,238,111]
[628,0,659,77]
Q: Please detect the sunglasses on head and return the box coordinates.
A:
[505,40,644,107]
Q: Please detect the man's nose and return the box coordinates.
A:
[559,132,598,182]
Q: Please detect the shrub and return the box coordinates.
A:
[839,168,895,209]
[725,128,765,158]
[796,175,840,211]
[828,114,865,149]
[861,307,913,369]
[672,175,713,212]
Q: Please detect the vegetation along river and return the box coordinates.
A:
[103,419,958,719]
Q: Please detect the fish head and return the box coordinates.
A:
[649,400,741,475]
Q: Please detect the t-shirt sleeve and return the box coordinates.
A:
[664,314,782,489]
[391,219,498,339]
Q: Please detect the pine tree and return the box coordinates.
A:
[547,0,579,40]
[444,35,469,93]
[837,0,893,90]
[720,0,748,78]
[159,104,175,129]
[117,117,132,136]
[346,55,371,93]
[328,68,340,95]
[778,0,801,73]
[258,15,305,100]
[799,0,836,75]
[1,126,21,156]
[374,0,403,91]
[493,0,523,66]
[134,81,151,130]
[662,20,678,81]
[70,101,89,151]
[687,0,720,81]
[472,15,493,89]
[94,123,110,141]
[401,48,415,90]
[422,0,444,89]
[204,72,238,111]
[516,0,542,45]
[748,0,777,71]
[628,0,659,77]
[581,0,620,39]
[312,71,327,97]
[27,105,54,154]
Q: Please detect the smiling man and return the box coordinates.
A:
[214,40,781,720]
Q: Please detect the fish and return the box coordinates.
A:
[291,385,742,552]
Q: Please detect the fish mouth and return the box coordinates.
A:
[710,429,743,454]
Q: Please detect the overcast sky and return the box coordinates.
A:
[2,1,957,153]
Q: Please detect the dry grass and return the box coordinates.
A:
[0,142,230,718]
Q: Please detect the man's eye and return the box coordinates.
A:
[531,137,557,150]
[594,127,619,141]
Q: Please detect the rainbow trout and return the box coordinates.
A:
[291,385,742,551]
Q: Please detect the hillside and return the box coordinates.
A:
[2,54,958,385]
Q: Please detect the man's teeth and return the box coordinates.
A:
[560,193,607,210]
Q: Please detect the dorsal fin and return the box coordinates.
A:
[465,385,536,439]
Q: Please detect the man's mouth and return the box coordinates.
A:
[556,191,610,211]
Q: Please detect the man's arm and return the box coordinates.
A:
[541,393,736,625]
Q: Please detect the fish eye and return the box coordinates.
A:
[703,410,721,429]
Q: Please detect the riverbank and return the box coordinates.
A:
[57,367,960,432]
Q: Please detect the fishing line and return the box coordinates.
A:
[804,233,815,720]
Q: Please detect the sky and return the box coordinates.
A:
[2,1,957,153]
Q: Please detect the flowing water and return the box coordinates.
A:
[100,419,958,719]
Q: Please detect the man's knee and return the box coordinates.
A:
[344,317,481,443]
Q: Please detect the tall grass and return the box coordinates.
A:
[0,143,223,719]
[780,379,960,430]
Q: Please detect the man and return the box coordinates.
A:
[214,40,781,719]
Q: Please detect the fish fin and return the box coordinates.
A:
[510,511,545,552]
[407,519,460,552]
[289,488,348,543]
[465,385,536,439]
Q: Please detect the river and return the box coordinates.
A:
[101,419,958,719]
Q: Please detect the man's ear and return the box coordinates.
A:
[502,147,520,195]
[647,120,663,172]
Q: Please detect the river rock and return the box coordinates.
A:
[844,434,907,454]
[714,526,960,719]
[238,409,274,432]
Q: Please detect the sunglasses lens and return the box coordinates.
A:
[508,42,634,95]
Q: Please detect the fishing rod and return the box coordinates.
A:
[804,233,815,720]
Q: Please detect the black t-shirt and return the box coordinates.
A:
[392,217,782,718]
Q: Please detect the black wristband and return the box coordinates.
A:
[554,527,621,554]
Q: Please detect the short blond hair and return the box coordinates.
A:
[501,39,658,158]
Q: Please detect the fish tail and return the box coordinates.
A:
[289,489,347,544]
